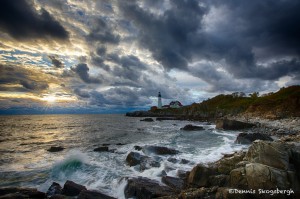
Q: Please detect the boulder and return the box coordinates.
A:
[167,157,178,163]
[49,195,68,199]
[142,146,179,155]
[216,119,255,130]
[78,190,116,199]
[162,176,184,190]
[177,170,189,180]
[46,182,62,197]
[140,156,160,171]
[235,132,273,144]
[0,187,45,198]
[140,118,154,122]
[215,151,245,174]
[187,164,216,187]
[245,141,290,170]
[62,180,87,196]
[245,163,293,190]
[180,124,204,131]
[93,146,109,152]
[124,177,175,199]
[125,152,142,166]
[47,146,64,152]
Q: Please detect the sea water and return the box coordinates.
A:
[0,114,247,198]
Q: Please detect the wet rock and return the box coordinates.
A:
[180,124,204,131]
[93,146,109,152]
[62,180,87,196]
[180,159,190,164]
[0,187,45,198]
[216,119,256,130]
[134,145,142,151]
[124,177,175,199]
[162,176,184,190]
[46,182,62,197]
[140,118,154,122]
[158,170,167,177]
[142,146,179,155]
[47,146,64,152]
[167,157,178,163]
[245,140,290,170]
[140,156,160,171]
[78,190,116,199]
[187,164,216,187]
[102,143,110,146]
[125,152,142,166]
[116,143,125,145]
[235,132,273,144]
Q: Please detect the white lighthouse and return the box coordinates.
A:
[158,92,162,109]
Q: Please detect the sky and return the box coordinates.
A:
[0,0,300,114]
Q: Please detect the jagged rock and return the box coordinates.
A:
[78,190,116,199]
[162,176,184,190]
[216,119,255,130]
[180,124,204,131]
[46,182,62,197]
[93,146,109,152]
[208,174,229,187]
[180,159,190,164]
[245,141,290,170]
[187,164,216,187]
[134,145,142,151]
[124,177,175,199]
[215,151,245,174]
[229,167,248,189]
[235,132,273,144]
[142,146,179,155]
[0,187,45,198]
[125,152,142,166]
[62,180,87,196]
[47,146,64,152]
[140,118,154,122]
[140,156,160,171]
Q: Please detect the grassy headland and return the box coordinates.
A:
[149,85,300,120]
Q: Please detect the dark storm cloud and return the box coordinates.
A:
[48,56,64,68]
[119,0,300,89]
[119,0,207,70]
[86,18,120,44]
[0,0,69,40]
[74,88,90,98]
[0,64,49,91]
[71,63,101,84]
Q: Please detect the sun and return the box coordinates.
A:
[42,95,57,103]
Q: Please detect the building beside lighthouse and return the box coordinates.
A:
[154,92,183,110]
[157,92,162,109]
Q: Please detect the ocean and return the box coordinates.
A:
[0,114,247,198]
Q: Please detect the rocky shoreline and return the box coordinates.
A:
[1,118,299,199]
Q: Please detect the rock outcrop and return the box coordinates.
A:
[62,180,87,196]
[140,118,154,122]
[47,146,64,152]
[180,124,204,131]
[142,145,179,155]
[235,132,273,144]
[124,177,176,199]
[216,119,256,130]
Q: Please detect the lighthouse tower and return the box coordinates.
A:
[158,92,162,109]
